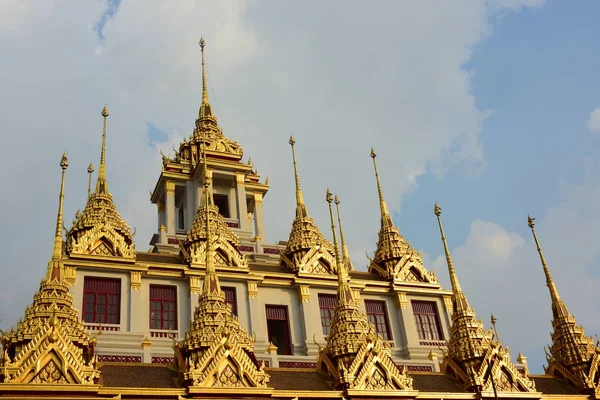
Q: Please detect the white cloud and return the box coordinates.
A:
[587,108,600,134]
[0,0,553,365]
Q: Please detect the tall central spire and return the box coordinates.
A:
[46,153,69,282]
[434,203,464,299]
[95,106,110,195]
[201,131,220,297]
[198,37,214,118]
[289,136,308,218]
[327,189,352,302]
[335,195,354,271]
[370,149,393,227]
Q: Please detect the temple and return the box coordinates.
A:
[1,38,598,399]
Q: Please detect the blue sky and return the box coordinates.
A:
[0,0,599,376]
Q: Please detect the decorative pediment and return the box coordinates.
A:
[187,238,248,269]
[177,325,268,388]
[442,338,536,393]
[280,243,336,275]
[318,330,413,391]
[69,222,135,259]
[1,314,99,384]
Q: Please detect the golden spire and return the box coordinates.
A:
[289,136,308,218]
[46,153,68,282]
[327,190,353,303]
[370,148,393,228]
[334,195,354,271]
[527,216,567,313]
[201,130,220,297]
[95,106,110,195]
[434,203,463,296]
[87,162,94,199]
[198,37,213,118]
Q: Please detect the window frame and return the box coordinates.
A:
[213,194,230,218]
[412,300,444,341]
[82,277,121,325]
[364,299,392,341]
[318,294,337,336]
[265,304,293,355]
[149,284,178,331]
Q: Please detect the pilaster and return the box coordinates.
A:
[235,172,250,232]
[297,285,323,356]
[253,192,266,248]
[165,181,176,235]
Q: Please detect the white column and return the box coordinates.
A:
[165,181,176,235]
[253,192,266,245]
[186,180,195,228]
[235,172,250,231]
[157,201,165,231]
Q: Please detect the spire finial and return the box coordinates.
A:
[334,195,354,271]
[198,37,213,117]
[95,106,110,195]
[327,189,351,302]
[491,314,500,342]
[290,136,308,218]
[434,203,464,295]
[370,148,393,227]
[87,162,94,199]
[528,215,563,305]
[52,153,69,260]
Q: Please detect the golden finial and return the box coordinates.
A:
[491,314,500,341]
[198,37,213,117]
[327,189,348,290]
[95,106,110,195]
[434,203,463,295]
[334,195,354,271]
[370,148,392,226]
[87,162,94,199]
[290,136,308,218]
[528,215,563,305]
[51,153,69,260]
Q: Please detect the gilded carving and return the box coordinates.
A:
[64,266,76,286]
[395,292,408,309]
[130,271,142,291]
[247,281,258,299]
[443,294,453,313]
[190,276,202,295]
[298,284,310,303]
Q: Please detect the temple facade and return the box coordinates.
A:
[1,39,598,400]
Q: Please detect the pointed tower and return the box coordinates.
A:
[317,190,413,392]
[175,144,268,388]
[368,149,437,283]
[528,216,600,394]
[67,107,135,259]
[1,154,100,384]
[150,38,269,255]
[184,130,248,268]
[334,195,354,271]
[434,204,535,393]
[280,137,336,274]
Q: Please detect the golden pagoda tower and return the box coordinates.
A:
[175,123,268,388]
[280,137,336,274]
[528,216,600,394]
[0,153,100,384]
[67,107,135,259]
[317,189,413,391]
[434,203,535,393]
[368,149,437,283]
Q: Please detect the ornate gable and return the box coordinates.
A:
[1,313,99,384]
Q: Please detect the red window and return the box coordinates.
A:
[83,277,121,324]
[150,285,177,330]
[265,305,292,355]
[365,300,392,341]
[222,287,238,316]
[412,301,443,340]
[318,294,336,335]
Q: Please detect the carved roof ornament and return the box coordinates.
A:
[434,204,535,393]
[317,190,413,392]
[67,107,136,259]
[165,38,242,169]
[368,149,437,283]
[175,130,268,388]
[528,216,600,394]
[280,137,336,275]
[1,154,100,384]
[183,128,248,269]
